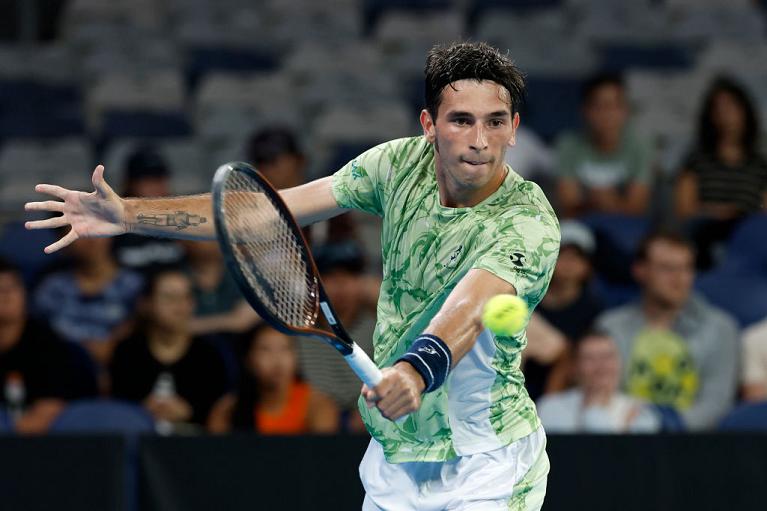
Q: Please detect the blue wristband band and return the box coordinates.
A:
[396,334,452,393]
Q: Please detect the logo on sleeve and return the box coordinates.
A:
[509,252,526,268]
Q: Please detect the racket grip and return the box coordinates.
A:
[344,343,383,388]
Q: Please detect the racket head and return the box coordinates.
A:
[212,162,349,351]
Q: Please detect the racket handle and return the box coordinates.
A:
[344,343,383,388]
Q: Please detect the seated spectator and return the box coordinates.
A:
[504,125,554,181]
[207,324,339,434]
[555,72,652,217]
[741,317,767,402]
[112,146,186,273]
[595,232,739,430]
[182,240,259,335]
[537,331,660,433]
[110,268,228,431]
[0,258,96,434]
[674,77,767,269]
[525,221,605,400]
[246,126,307,190]
[33,236,142,366]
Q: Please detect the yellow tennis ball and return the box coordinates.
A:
[482,294,528,336]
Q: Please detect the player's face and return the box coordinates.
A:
[576,335,620,392]
[420,80,519,205]
[149,273,195,332]
[249,328,297,390]
[635,241,695,309]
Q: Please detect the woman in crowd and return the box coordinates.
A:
[675,76,767,269]
[208,324,339,434]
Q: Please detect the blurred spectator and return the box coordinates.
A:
[112,146,186,273]
[207,324,339,434]
[110,269,228,431]
[181,240,259,335]
[504,125,554,180]
[524,221,605,400]
[297,241,379,428]
[521,313,568,401]
[741,318,767,402]
[537,331,660,433]
[595,232,739,430]
[674,77,767,269]
[0,258,96,434]
[246,126,306,190]
[33,237,142,366]
[555,72,652,217]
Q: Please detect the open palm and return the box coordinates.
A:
[24,165,126,253]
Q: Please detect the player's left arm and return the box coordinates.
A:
[363,268,514,421]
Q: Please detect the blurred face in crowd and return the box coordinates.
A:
[182,240,222,264]
[68,236,114,266]
[321,269,361,317]
[149,272,195,333]
[421,79,519,204]
[552,245,592,288]
[584,83,628,146]
[127,177,171,198]
[634,239,695,310]
[711,90,746,140]
[258,154,305,190]
[576,334,621,395]
[248,328,297,391]
[0,271,26,330]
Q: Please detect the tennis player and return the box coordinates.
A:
[26,42,560,510]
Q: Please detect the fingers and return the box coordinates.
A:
[25,216,69,230]
[24,200,65,213]
[44,229,78,254]
[34,184,71,200]
[377,392,417,421]
[92,164,112,197]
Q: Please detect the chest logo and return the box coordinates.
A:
[444,244,464,269]
[509,252,526,268]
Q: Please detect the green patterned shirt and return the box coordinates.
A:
[332,136,560,463]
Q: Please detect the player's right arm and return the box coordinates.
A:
[25,165,344,253]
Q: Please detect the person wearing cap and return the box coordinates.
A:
[522,221,606,401]
[112,146,186,274]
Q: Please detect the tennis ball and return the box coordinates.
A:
[482,294,528,336]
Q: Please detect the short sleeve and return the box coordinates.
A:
[472,206,560,309]
[629,134,654,185]
[331,142,393,217]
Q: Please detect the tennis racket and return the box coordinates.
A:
[212,162,383,389]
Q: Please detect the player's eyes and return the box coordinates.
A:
[489,119,505,127]
[452,118,470,126]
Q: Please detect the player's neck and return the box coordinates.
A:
[435,165,506,208]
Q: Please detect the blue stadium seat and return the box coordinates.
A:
[522,76,582,142]
[100,111,192,140]
[186,47,279,90]
[0,221,62,288]
[467,0,563,27]
[722,213,767,273]
[696,270,767,327]
[51,400,155,434]
[325,141,381,176]
[597,43,696,72]
[363,0,452,33]
[0,408,11,433]
[0,80,85,138]
[719,402,767,431]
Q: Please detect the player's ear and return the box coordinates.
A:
[508,112,521,147]
[420,109,436,144]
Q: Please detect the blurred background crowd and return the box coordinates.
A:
[2,0,767,437]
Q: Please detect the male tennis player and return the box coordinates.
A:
[26,42,560,510]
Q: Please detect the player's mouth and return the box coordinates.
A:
[461,158,491,166]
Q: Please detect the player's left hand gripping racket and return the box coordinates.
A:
[212,162,383,390]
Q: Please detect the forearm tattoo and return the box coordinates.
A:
[136,211,207,230]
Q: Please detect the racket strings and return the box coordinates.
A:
[221,172,318,328]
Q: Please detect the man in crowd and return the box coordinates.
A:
[595,232,739,430]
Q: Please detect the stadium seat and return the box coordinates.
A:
[521,76,583,143]
[695,270,767,327]
[185,46,280,90]
[467,0,563,28]
[653,405,686,432]
[51,400,155,434]
[0,80,85,138]
[597,43,696,72]
[721,213,767,273]
[100,111,192,141]
[0,408,11,433]
[0,221,62,287]
[719,402,767,431]
[363,0,451,34]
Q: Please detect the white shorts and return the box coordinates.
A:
[359,426,548,511]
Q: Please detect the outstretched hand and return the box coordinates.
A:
[24,165,127,253]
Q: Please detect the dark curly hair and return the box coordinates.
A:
[697,76,760,157]
[424,41,525,119]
